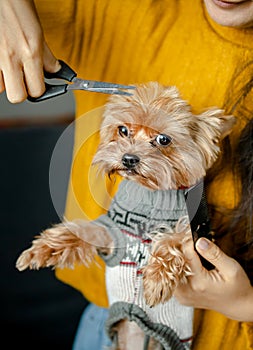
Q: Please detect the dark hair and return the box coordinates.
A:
[207,61,253,282]
[231,119,253,277]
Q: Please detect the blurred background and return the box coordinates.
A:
[0,91,88,350]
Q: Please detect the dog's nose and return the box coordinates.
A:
[122,153,140,169]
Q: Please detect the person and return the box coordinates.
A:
[1,0,252,349]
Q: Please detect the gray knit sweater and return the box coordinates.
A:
[94,180,193,350]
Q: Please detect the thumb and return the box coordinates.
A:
[43,42,61,73]
[196,238,236,273]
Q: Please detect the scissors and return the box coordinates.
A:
[28,60,135,102]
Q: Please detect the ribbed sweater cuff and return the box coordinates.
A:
[93,214,126,267]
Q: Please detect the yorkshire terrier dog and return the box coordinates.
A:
[16,82,236,350]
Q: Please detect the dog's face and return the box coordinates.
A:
[93,82,236,190]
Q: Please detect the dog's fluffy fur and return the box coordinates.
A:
[16,82,236,350]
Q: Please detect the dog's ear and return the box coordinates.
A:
[193,108,236,140]
[217,115,237,139]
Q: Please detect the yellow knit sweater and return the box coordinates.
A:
[35,0,253,348]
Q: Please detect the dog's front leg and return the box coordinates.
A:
[142,230,193,307]
[16,220,112,271]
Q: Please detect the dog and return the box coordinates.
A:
[16,82,236,350]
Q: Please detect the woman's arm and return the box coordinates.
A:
[174,237,253,322]
[0,0,60,103]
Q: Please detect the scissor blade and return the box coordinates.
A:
[68,78,135,95]
[85,88,134,95]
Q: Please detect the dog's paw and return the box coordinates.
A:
[16,242,60,271]
[142,236,193,307]
[16,222,97,271]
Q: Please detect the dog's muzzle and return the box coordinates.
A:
[122,153,140,169]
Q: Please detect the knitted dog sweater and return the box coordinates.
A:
[95,180,193,349]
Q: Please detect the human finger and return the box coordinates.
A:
[43,42,61,73]
[2,62,27,103]
[23,42,61,99]
[195,238,239,277]
[23,54,45,98]
[182,236,203,275]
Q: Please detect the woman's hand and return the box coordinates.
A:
[0,0,60,103]
[174,237,253,322]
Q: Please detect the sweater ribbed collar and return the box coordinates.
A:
[203,4,253,49]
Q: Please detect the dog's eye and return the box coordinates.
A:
[155,134,172,146]
[118,125,129,137]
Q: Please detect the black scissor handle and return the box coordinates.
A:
[27,60,77,103]
[27,83,68,102]
[44,60,77,82]
[185,181,215,271]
